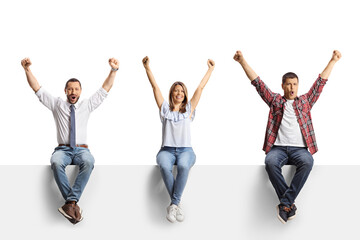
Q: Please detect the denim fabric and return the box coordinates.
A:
[156,147,196,206]
[50,146,94,202]
[265,146,313,206]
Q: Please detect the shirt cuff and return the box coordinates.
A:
[35,86,43,96]
[99,87,109,96]
[251,76,260,86]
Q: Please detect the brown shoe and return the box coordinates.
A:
[58,201,77,224]
[74,203,83,222]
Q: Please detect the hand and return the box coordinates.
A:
[331,50,342,62]
[21,58,32,70]
[207,59,215,70]
[109,58,119,70]
[142,56,150,69]
[233,50,244,63]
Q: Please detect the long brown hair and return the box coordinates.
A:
[169,81,188,113]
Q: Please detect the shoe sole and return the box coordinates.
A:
[276,206,287,224]
[58,207,77,224]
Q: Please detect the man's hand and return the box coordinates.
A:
[207,59,215,70]
[331,50,342,62]
[142,56,150,69]
[21,58,32,71]
[233,51,244,63]
[109,58,119,70]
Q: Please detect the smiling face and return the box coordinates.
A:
[65,81,82,104]
[172,84,185,104]
[282,77,298,100]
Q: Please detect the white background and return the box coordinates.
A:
[1,0,359,165]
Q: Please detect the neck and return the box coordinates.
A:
[173,103,181,111]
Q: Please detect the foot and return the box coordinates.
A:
[277,204,291,224]
[288,204,297,220]
[74,203,83,222]
[166,204,177,223]
[176,205,184,222]
[58,201,77,224]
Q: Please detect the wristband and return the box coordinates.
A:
[111,67,119,72]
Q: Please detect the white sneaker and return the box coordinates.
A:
[176,205,184,222]
[166,204,177,223]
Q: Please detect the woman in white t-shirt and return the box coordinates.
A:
[142,56,215,223]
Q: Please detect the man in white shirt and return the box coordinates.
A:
[21,57,119,224]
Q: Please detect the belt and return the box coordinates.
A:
[58,144,88,148]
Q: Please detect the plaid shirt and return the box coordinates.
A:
[251,75,328,155]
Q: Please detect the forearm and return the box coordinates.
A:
[25,68,41,92]
[198,68,213,90]
[190,68,213,111]
[320,60,336,79]
[102,70,117,92]
[145,67,164,108]
[239,59,258,81]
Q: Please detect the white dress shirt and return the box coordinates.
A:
[35,87,108,145]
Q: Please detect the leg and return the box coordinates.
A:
[66,147,95,202]
[50,146,73,200]
[284,147,314,205]
[156,147,176,198]
[172,147,196,206]
[265,146,291,206]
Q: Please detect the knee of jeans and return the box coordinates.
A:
[50,158,66,169]
[301,157,314,171]
[265,156,280,170]
[177,161,193,172]
[157,161,172,172]
[80,158,94,170]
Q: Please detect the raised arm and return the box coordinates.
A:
[102,58,119,92]
[320,50,342,79]
[142,56,164,109]
[233,50,258,81]
[21,58,41,92]
[190,59,215,112]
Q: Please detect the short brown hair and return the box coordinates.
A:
[65,78,82,89]
[282,72,298,84]
[169,81,188,113]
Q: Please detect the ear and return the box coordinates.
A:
[281,83,285,90]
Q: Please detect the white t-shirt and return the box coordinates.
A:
[160,100,195,147]
[274,99,307,147]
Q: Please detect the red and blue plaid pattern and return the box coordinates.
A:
[252,75,327,155]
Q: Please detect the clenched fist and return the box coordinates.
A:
[233,51,244,63]
[142,56,150,69]
[207,59,215,70]
[331,50,342,62]
[109,58,119,70]
[21,58,32,70]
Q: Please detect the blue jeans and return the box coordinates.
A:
[265,146,314,206]
[156,147,196,206]
[50,146,95,202]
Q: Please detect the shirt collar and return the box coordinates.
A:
[66,100,79,109]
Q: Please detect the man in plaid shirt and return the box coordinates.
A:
[234,50,341,224]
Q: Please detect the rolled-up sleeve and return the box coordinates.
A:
[35,87,57,111]
[88,88,108,112]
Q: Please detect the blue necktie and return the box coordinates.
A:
[70,104,76,148]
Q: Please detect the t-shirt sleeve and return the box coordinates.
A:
[160,100,170,123]
[186,101,195,121]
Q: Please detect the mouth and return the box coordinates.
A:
[291,91,294,96]
[70,95,77,101]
